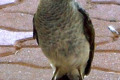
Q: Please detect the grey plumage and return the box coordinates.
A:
[33,0,95,80]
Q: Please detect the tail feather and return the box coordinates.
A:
[52,69,83,80]
[56,74,83,80]
[56,75,70,80]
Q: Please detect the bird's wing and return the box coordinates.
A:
[75,2,95,75]
[33,14,39,45]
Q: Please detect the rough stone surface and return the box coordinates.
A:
[91,0,120,5]
[0,12,33,31]
[1,0,39,14]
[93,52,120,72]
[0,64,52,80]
[0,46,16,56]
[85,69,120,80]
[95,37,120,51]
[0,48,50,67]
[88,4,120,21]
[14,39,38,48]
[92,19,120,37]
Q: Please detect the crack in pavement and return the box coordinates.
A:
[95,50,120,53]
[91,1,120,6]
[0,62,51,69]
[0,26,32,32]
[92,66,120,74]
[92,17,120,22]
[0,52,15,57]
[2,11,34,15]
[0,62,119,74]
[14,37,38,50]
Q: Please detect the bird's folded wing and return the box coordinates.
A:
[75,2,95,75]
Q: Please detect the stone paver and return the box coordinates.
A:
[14,39,38,48]
[0,46,16,56]
[0,64,52,80]
[92,19,120,37]
[85,69,120,80]
[95,37,120,51]
[0,12,33,31]
[88,4,120,21]
[0,0,120,80]
[0,48,50,67]
[93,52,120,72]
[1,0,39,14]
[91,0,120,5]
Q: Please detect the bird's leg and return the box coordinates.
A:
[78,69,83,80]
[52,67,58,80]
[52,67,68,80]
[55,68,66,80]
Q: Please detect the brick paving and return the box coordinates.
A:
[0,0,120,80]
[91,0,120,5]
[0,12,33,31]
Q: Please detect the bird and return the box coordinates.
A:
[33,0,95,80]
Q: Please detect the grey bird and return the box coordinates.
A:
[33,0,95,80]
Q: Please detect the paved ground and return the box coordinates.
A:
[0,0,120,80]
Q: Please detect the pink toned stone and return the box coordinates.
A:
[92,52,120,72]
[0,12,33,31]
[0,48,50,67]
[92,19,120,37]
[21,39,38,47]
[0,64,52,80]
[85,69,120,80]
[0,47,16,55]
[95,37,120,51]
[14,39,38,48]
[91,0,120,4]
[88,5,120,21]
[1,0,39,14]
[92,0,113,1]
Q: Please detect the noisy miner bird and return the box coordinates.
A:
[33,0,95,80]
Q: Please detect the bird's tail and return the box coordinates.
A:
[52,68,83,80]
[56,74,70,80]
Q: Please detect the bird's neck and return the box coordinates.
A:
[37,0,73,18]
[38,0,70,9]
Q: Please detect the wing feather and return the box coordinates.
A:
[33,14,39,45]
[75,2,95,75]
